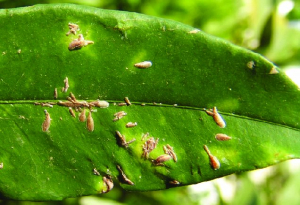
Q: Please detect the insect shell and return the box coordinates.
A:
[0,162,3,169]
[124,97,131,105]
[90,100,109,108]
[126,122,137,128]
[87,110,94,132]
[93,168,100,176]
[117,165,134,185]
[69,107,76,118]
[203,145,220,170]
[212,107,226,128]
[215,133,232,141]
[68,34,94,51]
[54,88,58,99]
[42,110,51,132]
[153,154,172,166]
[79,108,86,122]
[134,61,152,69]
[102,176,114,193]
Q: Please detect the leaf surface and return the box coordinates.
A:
[0,4,300,200]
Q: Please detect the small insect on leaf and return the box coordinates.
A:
[117,165,134,185]
[215,133,232,141]
[164,144,177,162]
[93,168,100,176]
[124,97,131,105]
[54,88,58,99]
[113,111,127,122]
[68,34,94,51]
[0,162,3,169]
[62,77,69,93]
[126,122,137,128]
[87,110,94,132]
[42,110,51,132]
[66,23,79,36]
[102,176,114,193]
[169,180,180,185]
[153,154,172,166]
[206,107,226,128]
[142,137,159,159]
[69,107,76,118]
[89,100,109,108]
[203,145,220,170]
[134,61,152,69]
[79,108,86,122]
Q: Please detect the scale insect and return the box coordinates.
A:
[203,145,220,170]
[134,61,152,69]
[87,110,94,132]
[117,165,134,185]
[42,110,51,132]
[102,176,114,193]
[68,34,94,51]
[126,122,137,128]
[215,133,232,141]
[206,107,226,128]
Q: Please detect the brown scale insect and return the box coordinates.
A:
[54,88,58,99]
[68,34,94,51]
[102,176,114,193]
[79,108,86,122]
[117,165,134,185]
[126,122,137,128]
[87,110,94,132]
[142,137,159,159]
[164,144,177,162]
[153,154,172,166]
[115,131,136,147]
[124,97,131,105]
[169,180,180,185]
[89,100,109,108]
[42,110,51,132]
[134,61,152,69]
[203,145,220,170]
[113,111,127,122]
[205,107,226,128]
[69,107,76,118]
[62,77,69,93]
[215,133,232,141]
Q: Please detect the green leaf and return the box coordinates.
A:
[0,4,300,201]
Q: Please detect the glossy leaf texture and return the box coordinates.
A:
[0,4,300,200]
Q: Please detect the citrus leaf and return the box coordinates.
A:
[0,4,299,200]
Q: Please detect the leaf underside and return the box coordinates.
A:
[0,4,300,200]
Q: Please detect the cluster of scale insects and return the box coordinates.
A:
[34,23,236,193]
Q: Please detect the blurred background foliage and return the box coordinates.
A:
[1,0,300,204]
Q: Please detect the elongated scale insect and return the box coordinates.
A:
[188,29,200,34]
[153,154,172,166]
[164,144,177,162]
[0,162,3,169]
[115,131,135,147]
[69,107,76,118]
[124,97,131,105]
[62,77,69,93]
[42,110,51,132]
[70,92,77,102]
[68,34,94,51]
[118,102,127,106]
[79,108,86,122]
[113,111,127,121]
[126,122,137,128]
[87,110,94,132]
[117,165,134,185]
[206,107,226,128]
[134,61,152,68]
[215,133,232,141]
[41,103,53,108]
[169,180,180,185]
[203,145,220,170]
[93,168,100,176]
[89,100,109,108]
[54,88,58,99]
[102,176,114,193]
